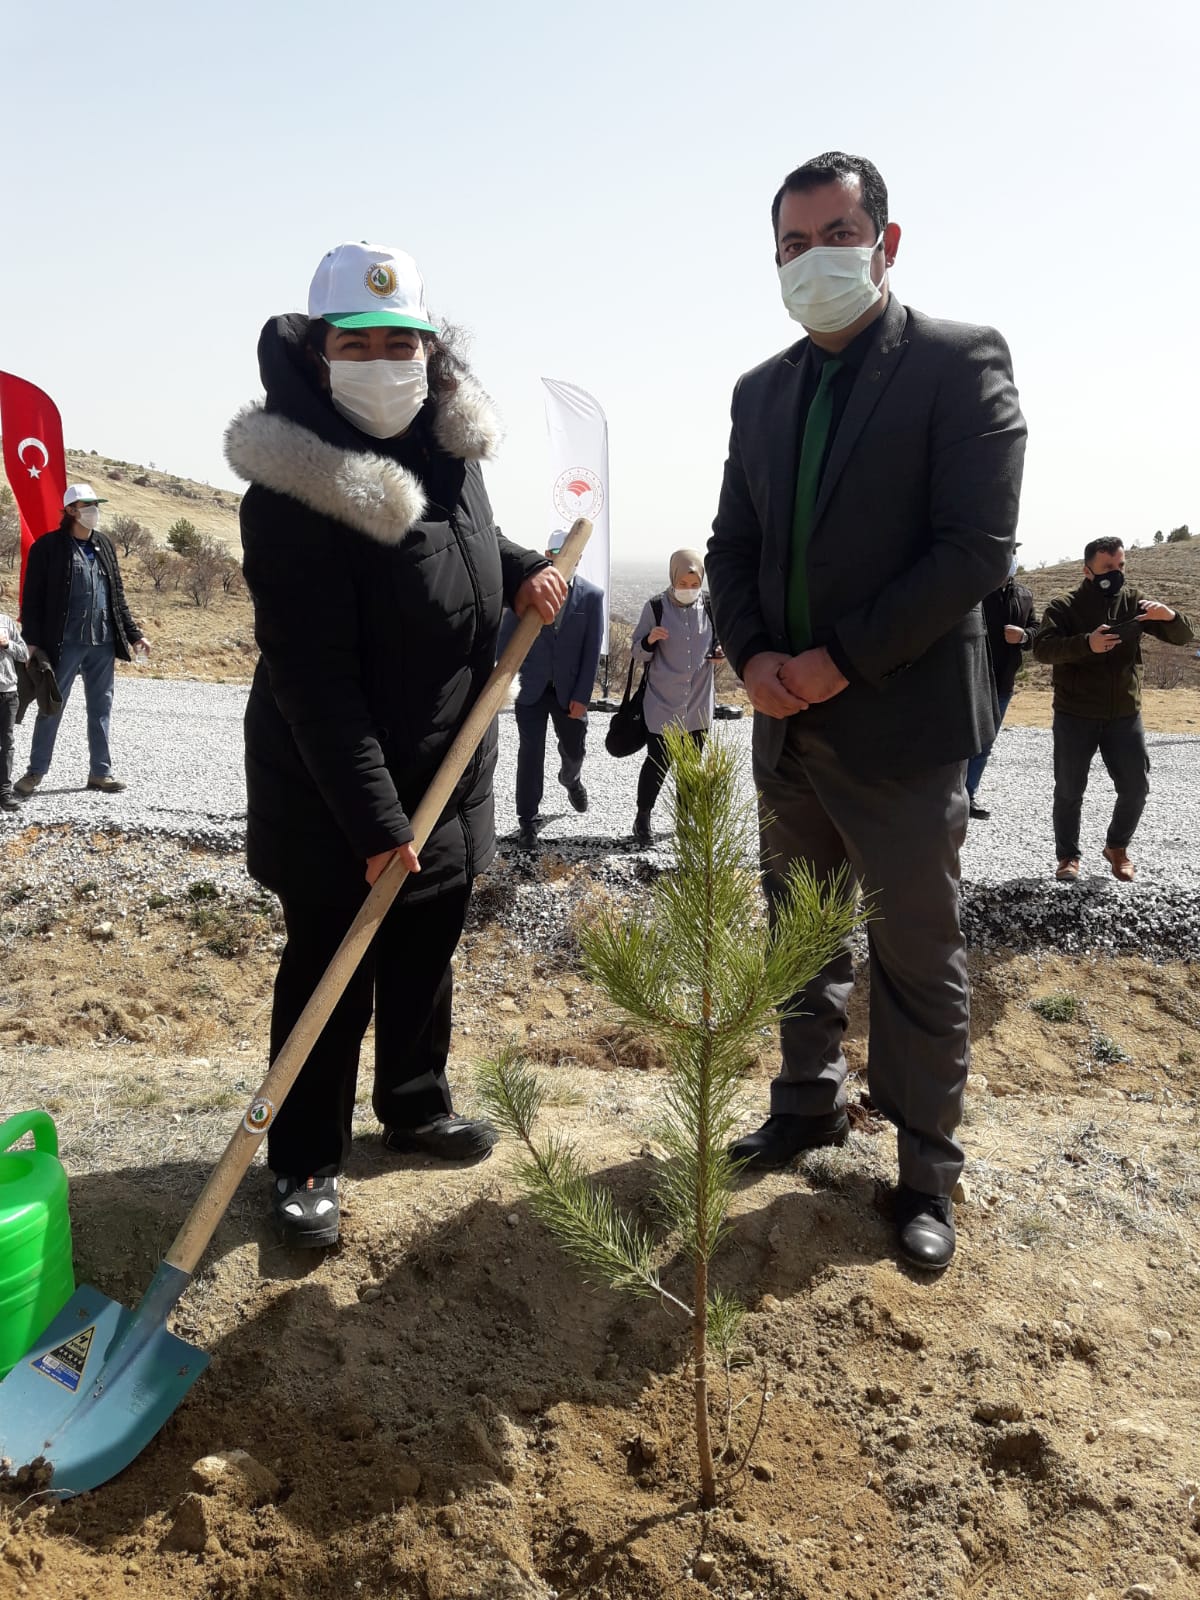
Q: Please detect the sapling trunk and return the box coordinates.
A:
[477,729,864,1506]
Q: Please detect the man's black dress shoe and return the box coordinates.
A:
[516,821,538,851]
[567,781,588,813]
[895,1185,956,1270]
[728,1111,849,1171]
[968,802,990,821]
[383,1114,498,1162]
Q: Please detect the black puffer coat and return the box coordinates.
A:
[225,315,546,906]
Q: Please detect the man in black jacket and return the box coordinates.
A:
[498,530,605,850]
[707,152,1025,1271]
[965,556,1038,820]
[16,484,148,796]
[1033,536,1194,882]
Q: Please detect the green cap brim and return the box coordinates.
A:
[323,311,438,333]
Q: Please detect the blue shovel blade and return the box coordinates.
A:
[0,1270,208,1498]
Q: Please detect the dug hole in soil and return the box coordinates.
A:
[1,836,1199,1600]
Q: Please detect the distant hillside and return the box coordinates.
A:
[0,445,242,551]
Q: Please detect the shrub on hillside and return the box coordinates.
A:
[166,518,201,557]
[141,547,176,591]
[1166,524,1192,543]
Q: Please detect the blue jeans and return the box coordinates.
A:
[28,641,115,779]
[965,690,1012,801]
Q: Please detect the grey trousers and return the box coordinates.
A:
[755,719,970,1196]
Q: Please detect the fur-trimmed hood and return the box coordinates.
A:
[224,314,503,546]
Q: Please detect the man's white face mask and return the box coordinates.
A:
[76,505,100,531]
[325,357,428,439]
[778,233,885,333]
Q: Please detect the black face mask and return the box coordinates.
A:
[1089,567,1125,596]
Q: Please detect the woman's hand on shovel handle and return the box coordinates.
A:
[365,844,420,886]
[514,567,567,625]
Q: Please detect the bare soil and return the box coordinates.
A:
[2,844,1198,1600]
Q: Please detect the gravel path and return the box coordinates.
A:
[4,679,1199,956]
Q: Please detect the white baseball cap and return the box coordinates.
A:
[63,483,106,507]
[308,242,438,333]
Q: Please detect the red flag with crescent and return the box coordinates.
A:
[0,370,67,598]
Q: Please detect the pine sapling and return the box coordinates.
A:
[477,728,863,1505]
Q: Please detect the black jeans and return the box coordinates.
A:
[513,689,587,824]
[1052,710,1150,860]
[636,727,706,816]
[0,693,15,795]
[266,882,470,1177]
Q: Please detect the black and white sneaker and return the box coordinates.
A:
[272,1174,340,1248]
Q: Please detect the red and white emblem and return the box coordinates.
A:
[552,467,604,523]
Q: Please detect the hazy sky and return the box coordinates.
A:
[2,0,1196,570]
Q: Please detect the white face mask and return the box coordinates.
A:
[778,233,884,333]
[76,505,100,531]
[325,357,428,439]
[673,586,701,605]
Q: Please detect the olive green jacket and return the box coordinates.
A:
[1032,580,1194,719]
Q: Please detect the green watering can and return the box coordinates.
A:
[0,1112,76,1380]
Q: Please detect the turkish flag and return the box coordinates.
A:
[0,370,67,598]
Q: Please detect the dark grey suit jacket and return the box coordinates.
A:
[706,296,1026,778]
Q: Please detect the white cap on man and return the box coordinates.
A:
[63,484,106,507]
[308,242,438,333]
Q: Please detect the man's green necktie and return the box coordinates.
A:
[786,356,843,653]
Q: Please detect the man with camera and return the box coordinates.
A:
[1033,536,1194,882]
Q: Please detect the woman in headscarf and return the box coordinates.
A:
[225,242,565,1247]
[629,548,722,845]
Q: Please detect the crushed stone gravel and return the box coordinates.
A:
[3,680,1198,959]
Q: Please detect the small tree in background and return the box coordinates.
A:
[218,554,243,595]
[184,540,224,607]
[140,546,175,591]
[110,514,150,558]
[166,518,201,557]
[0,487,20,570]
[477,730,863,1506]
[1154,530,1164,544]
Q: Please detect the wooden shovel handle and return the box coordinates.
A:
[167,519,593,1275]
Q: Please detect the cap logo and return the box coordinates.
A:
[365,263,398,299]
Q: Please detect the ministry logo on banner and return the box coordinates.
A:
[543,378,611,649]
[552,467,604,525]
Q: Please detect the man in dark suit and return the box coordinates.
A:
[707,152,1025,1271]
[500,531,605,850]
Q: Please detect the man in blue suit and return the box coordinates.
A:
[500,531,605,850]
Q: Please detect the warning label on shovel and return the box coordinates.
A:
[32,1325,96,1392]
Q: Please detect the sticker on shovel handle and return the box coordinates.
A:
[243,1097,275,1136]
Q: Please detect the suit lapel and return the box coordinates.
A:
[812,297,909,529]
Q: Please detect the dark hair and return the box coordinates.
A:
[304,317,470,399]
[771,151,889,242]
[1084,536,1124,563]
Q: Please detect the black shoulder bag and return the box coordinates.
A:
[605,599,662,758]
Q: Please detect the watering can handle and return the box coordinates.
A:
[0,1110,59,1158]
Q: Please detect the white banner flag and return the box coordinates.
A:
[542,377,611,649]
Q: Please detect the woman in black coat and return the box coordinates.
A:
[225,241,564,1246]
